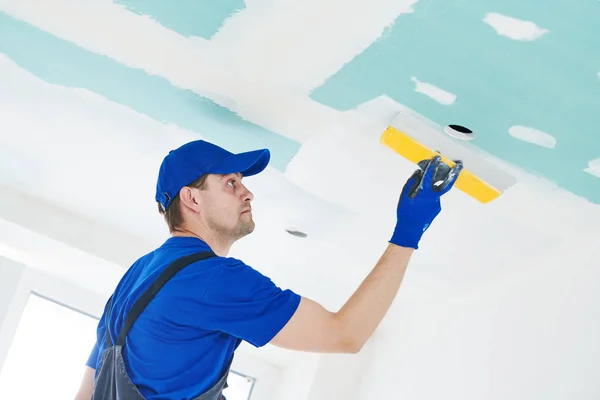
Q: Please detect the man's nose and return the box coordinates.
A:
[242,185,254,202]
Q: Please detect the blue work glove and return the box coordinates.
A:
[390,155,463,249]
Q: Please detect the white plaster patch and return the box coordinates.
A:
[483,12,549,41]
[0,0,424,144]
[410,77,457,105]
[508,126,556,148]
[583,158,600,178]
[212,0,421,92]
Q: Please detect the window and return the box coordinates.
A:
[0,292,98,399]
[0,292,256,399]
[224,370,256,400]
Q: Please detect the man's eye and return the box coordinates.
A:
[227,180,235,187]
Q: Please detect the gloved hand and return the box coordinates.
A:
[390,155,463,249]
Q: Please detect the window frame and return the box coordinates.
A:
[0,264,106,372]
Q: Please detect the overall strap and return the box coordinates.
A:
[115,251,216,347]
[104,295,115,347]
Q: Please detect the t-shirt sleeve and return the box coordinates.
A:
[192,259,301,348]
[86,341,99,369]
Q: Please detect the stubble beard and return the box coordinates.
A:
[235,216,255,240]
[209,214,255,242]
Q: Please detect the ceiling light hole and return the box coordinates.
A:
[285,228,308,238]
[444,124,474,141]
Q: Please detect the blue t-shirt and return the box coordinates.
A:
[86,236,301,399]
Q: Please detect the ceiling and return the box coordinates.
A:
[2,0,598,202]
[310,0,600,204]
[1,0,600,313]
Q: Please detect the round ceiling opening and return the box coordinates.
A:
[285,228,308,238]
[444,124,474,141]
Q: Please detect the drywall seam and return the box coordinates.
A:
[0,1,312,143]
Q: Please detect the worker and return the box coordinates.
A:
[76,139,463,400]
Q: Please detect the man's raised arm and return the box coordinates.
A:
[270,156,463,353]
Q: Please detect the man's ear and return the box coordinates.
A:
[179,187,201,212]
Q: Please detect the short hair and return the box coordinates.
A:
[158,175,209,233]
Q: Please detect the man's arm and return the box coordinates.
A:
[74,366,95,400]
[270,156,463,354]
[75,340,99,399]
[270,243,413,353]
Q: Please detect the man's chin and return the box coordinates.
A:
[235,221,255,239]
[245,222,256,235]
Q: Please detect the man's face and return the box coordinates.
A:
[196,173,255,241]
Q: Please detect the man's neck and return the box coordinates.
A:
[171,229,232,256]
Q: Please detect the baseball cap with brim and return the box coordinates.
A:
[207,149,270,176]
[155,140,270,212]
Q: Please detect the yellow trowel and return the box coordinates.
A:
[380,110,517,203]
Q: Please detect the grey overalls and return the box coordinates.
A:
[92,251,234,400]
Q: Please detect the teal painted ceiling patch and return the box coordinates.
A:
[310,0,600,204]
[0,12,299,172]
[115,0,245,39]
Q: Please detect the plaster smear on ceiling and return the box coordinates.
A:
[0,12,304,171]
[410,77,457,105]
[0,0,423,122]
[0,0,382,146]
[584,158,600,178]
[0,0,221,86]
[0,0,263,129]
[208,0,422,92]
[483,12,549,41]
[508,126,557,149]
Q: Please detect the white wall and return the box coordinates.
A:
[0,256,25,369]
[304,352,367,400]
[274,353,321,400]
[311,232,600,400]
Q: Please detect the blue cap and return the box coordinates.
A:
[156,140,270,211]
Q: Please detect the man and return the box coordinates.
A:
[76,139,463,400]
